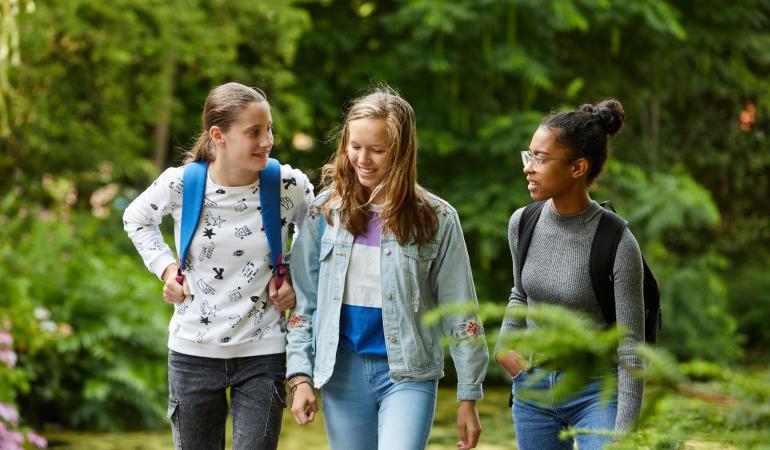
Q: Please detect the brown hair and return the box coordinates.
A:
[320,86,437,246]
[184,82,269,163]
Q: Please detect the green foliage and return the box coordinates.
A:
[0,183,169,430]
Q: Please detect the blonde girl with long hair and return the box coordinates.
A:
[285,87,488,450]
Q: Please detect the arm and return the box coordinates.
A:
[495,209,530,376]
[613,229,645,431]
[431,209,488,401]
[122,168,179,280]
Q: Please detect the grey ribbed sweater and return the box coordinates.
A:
[497,199,644,431]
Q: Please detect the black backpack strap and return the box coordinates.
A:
[590,209,627,325]
[516,201,546,298]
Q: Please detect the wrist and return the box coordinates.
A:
[162,264,178,281]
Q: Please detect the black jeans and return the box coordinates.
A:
[167,350,286,450]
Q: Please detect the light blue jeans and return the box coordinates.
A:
[512,368,617,450]
[321,348,439,450]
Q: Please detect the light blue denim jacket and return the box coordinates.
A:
[286,191,488,400]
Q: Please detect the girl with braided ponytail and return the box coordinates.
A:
[495,99,645,449]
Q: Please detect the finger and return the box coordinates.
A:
[268,277,278,300]
[182,278,191,296]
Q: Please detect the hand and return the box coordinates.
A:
[495,349,529,378]
[290,383,317,426]
[269,276,296,312]
[162,264,189,304]
[457,400,481,449]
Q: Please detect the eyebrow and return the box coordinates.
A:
[245,123,271,132]
[529,148,551,155]
[350,141,385,150]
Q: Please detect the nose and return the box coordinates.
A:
[523,160,535,174]
[260,131,273,149]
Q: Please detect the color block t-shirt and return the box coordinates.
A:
[338,210,386,356]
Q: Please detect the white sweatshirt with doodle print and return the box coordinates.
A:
[124,164,313,358]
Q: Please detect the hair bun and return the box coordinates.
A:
[592,99,625,136]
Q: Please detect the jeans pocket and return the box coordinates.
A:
[167,397,182,450]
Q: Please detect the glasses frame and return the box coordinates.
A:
[521,150,578,172]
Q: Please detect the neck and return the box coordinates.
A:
[550,189,591,215]
[209,159,260,187]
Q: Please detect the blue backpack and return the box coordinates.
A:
[175,158,288,287]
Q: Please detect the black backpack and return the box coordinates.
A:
[516,201,662,343]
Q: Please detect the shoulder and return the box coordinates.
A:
[277,162,312,194]
[419,189,458,219]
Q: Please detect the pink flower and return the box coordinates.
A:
[0,403,19,425]
[0,332,11,347]
[26,431,47,449]
[0,421,24,450]
[0,350,16,368]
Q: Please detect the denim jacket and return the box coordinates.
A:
[286,191,488,400]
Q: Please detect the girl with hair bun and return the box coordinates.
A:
[495,99,644,449]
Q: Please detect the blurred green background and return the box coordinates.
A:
[1,0,769,448]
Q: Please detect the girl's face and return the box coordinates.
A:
[218,101,273,173]
[347,118,389,192]
[523,126,580,201]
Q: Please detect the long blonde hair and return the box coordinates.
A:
[321,86,437,246]
[184,82,269,163]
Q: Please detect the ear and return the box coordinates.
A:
[209,126,223,146]
[571,157,590,179]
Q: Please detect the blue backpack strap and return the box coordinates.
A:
[179,161,209,276]
[260,158,286,286]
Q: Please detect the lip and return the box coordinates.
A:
[357,166,377,177]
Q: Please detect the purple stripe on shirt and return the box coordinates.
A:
[353,211,381,247]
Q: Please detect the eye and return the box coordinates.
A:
[535,156,546,164]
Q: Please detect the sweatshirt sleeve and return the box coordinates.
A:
[123,168,181,279]
[612,228,645,431]
[494,208,528,356]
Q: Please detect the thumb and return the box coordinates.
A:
[268,277,278,299]
[182,278,191,296]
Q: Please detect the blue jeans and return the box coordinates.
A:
[321,348,438,450]
[167,350,286,450]
[511,369,617,450]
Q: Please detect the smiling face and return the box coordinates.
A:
[524,126,582,201]
[347,117,389,193]
[216,101,274,174]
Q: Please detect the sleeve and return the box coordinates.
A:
[122,168,180,280]
[431,208,489,401]
[285,201,323,379]
[287,168,315,255]
[494,208,528,356]
[612,228,645,431]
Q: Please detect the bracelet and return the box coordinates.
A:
[289,380,311,395]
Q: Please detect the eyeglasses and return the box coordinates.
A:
[520,150,576,172]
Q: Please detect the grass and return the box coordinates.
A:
[43,385,516,449]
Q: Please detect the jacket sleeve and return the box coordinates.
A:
[494,208,528,356]
[431,208,488,401]
[122,168,179,279]
[285,203,323,379]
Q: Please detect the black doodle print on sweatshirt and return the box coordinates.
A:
[282,177,296,190]
[227,286,242,303]
[228,315,242,328]
[280,196,294,210]
[197,279,215,295]
[216,188,226,194]
[204,210,227,228]
[235,226,252,239]
[204,197,217,207]
[194,329,209,344]
[240,261,258,283]
[233,249,244,257]
[198,243,214,262]
[281,217,287,228]
[233,198,247,212]
[251,185,259,194]
[203,228,216,239]
[213,267,224,280]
